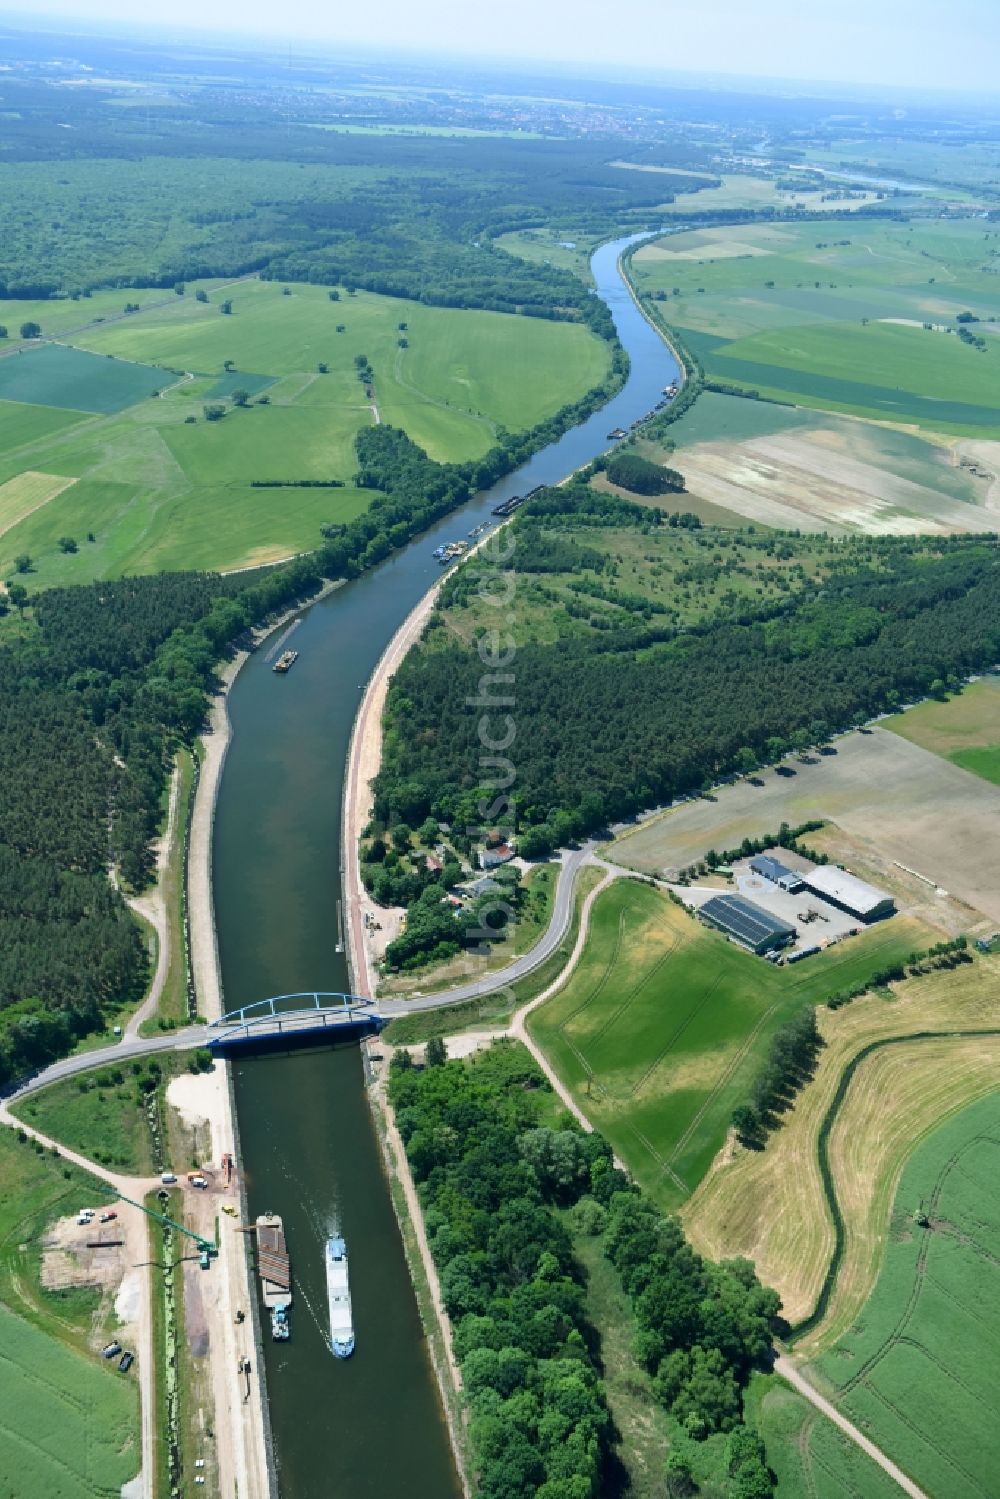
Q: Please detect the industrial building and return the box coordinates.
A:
[800,866,895,923]
[749,855,804,894]
[699,893,796,955]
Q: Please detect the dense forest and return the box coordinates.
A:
[389,1041,779,1497]
[0,559,325,1085]
[0,67,700,326]
[375,528,1000,856]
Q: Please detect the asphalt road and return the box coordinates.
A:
[380,842,595,1014]
[5,844,596,1100]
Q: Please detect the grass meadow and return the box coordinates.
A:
[812,1089,1000,1499]
[0,278,610,582]
[886,677,1000,787]
[633,218,1000,432]
[526,880,927,1207]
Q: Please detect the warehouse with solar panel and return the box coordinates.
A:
[698,892,797,955]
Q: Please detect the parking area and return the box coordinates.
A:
[731,860,862,952]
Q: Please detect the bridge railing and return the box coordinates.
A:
[207,992,377,1037]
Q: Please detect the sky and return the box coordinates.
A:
[19,0,1000,93]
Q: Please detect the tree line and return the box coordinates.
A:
[389,1040,779,1497]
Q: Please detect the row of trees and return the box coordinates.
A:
[731,1009,823,1149]
[389,1042,779,1496]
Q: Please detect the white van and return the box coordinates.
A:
[161,1172,177,1185]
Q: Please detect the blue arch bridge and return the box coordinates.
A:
[205,992,384,1056]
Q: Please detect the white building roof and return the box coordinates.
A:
[802,865,893,916]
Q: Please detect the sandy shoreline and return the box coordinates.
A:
[342,582,443,997]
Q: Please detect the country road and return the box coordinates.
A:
[773,1355,929,1498]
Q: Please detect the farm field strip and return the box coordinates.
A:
[633,217,1000,433]
[0,471,77,538]
[682,954,1000,1332]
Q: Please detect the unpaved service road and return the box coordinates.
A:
[611,727,1000,922]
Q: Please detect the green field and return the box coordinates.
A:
[886,678,1000,786]
[0,1129,138,1497]
[812,1089,1000,1499]
[0,285,173,342]
[0,1303,138,1497]
[13,1058,181,1175]
[632,218,1000,432]
[690,321,1000,431]
[747,1375,902,1499]
[0,279,610,582]
[527,880,925,1206]
[0,398,89,454]
[0,343,167,413]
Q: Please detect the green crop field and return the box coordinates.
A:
[632,218,1000,431]
[527,880,924,1206]
[0,398,89,454]
[0,279,610,582]
[746,1375,902,1499]
[0,1303,138,1498]
[691,321,1000,432]
[0,1128,138,1497]
[811,1089,1000,1499]
[0,344,167,413]
[886,678,1000,786]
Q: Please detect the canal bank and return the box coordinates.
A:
[211,232,681,1497]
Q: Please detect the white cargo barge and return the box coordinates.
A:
[326,1236,355,1358]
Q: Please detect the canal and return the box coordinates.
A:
[213,233,681,1497]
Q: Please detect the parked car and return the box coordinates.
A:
[99,1211,117,1223]
[160,1172,177,1184]
[101,1342,122,1359]
[118,1351,134,1373]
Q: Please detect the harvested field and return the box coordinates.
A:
[673,424,989,534]
[682,953,1000,1333]
[0,470,77,538]
[610,726,1000,923]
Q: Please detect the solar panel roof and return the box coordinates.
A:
[701,893,795,945]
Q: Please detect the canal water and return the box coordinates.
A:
[214,233,680,1497]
